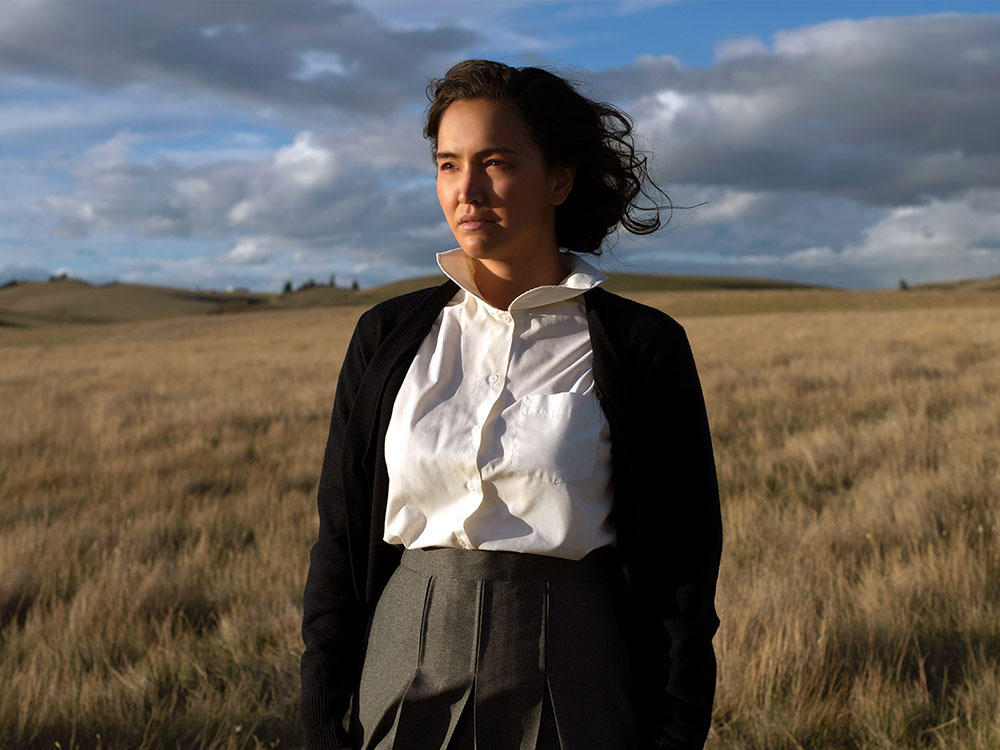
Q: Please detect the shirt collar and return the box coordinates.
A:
[435,247,608,311]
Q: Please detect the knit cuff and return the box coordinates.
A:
[300,692,352,750]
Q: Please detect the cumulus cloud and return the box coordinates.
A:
[273,133,338,189]
[713,36,768,62]
[36,123,449,291]
[844,190,1000,272]
[0,0,476,118]
[683,188,766,224]
[619,188,1000,288]
[599,14,1000,204]
[220,237,284,266]
[43,128,442,251]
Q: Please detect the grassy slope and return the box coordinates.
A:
[0,280,274,327]
[5,271,999,332]
[602,271,819,292]
[913,274,1000,292]
[0,270,822,328]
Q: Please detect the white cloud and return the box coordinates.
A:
[227,200,254,226]
[293,51,353,80]
[273,132,337,189]
[43,195,101,237]
[600,14,1000,205]
[0,1,478,117]
[687,188,767,223]
[714,35,768,62]
[647,90,691,128]
[221,237,282,265]
[701,190,1000,287]
[79,131,135,171]
[786,246,837,266]
[844,191,1000,265]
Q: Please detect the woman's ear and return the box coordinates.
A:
[548,164,576,206]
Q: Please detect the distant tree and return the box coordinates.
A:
[1,279,19,289]
[328,273,337,288]
[899,278,910,291]
[282,280,293,294]
[49,272,69,282]
[297,278,317,292]
[351,279,360,291]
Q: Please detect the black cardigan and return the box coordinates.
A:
[300,280,723,750]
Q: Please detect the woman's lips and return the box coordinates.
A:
[458,214,498,230]
[459,220,493,230]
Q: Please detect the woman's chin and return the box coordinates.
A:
[457,242,502,261]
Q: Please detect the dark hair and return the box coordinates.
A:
[424,59,670,256]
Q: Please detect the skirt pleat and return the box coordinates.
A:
[354,546,635,750]
[472,578,547,750]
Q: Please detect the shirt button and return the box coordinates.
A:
[487,373,498,385]
[466,480,477,491]
[500,312,511,323]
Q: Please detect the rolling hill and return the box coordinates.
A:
[3,271,997,331]
[0,271,823,328]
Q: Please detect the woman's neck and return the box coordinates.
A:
[470,250,568,310]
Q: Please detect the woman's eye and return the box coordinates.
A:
[438,162,454,172]
[485,159,508,168]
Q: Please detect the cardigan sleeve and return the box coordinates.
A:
[300,312,377,750]
[634,322,723,750]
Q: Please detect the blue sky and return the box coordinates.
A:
[2,0,999,291]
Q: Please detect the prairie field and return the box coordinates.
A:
[1,288,998,749]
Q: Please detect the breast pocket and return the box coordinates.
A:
[509,392,600,484]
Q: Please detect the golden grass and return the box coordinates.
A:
[1,291,998,749]
[692,304,1000,749]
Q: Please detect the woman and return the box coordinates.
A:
[300,60,722,750]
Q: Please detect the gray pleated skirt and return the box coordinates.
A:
[352,545,637,750]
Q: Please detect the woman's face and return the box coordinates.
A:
[435,98,574,267]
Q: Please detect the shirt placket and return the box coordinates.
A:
[456,304,516,549]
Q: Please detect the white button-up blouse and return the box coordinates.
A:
[382,248,615,561]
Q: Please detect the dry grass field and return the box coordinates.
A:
[1,287,998,749]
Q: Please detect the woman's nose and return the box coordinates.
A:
[458,169,485,205]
